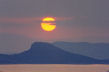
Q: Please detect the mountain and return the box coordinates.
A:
[0,42,109,64]
[54,41,109,59]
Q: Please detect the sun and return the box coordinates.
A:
[41,17,56,31]
[42,17,55,22]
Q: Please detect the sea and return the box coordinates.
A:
[0,64,109,72]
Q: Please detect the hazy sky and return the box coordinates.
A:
[0,0,109,54]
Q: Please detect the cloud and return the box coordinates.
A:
[0,17,41,24]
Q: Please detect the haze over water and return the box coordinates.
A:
[0,64,109,72]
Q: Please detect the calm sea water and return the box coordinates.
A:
[0,64,109,72]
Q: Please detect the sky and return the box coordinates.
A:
[0,0,109,54]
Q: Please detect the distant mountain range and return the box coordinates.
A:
[54,41,109,59]
[0,42,109,64]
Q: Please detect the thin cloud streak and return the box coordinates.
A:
[0,16,86,24]
[0,17,41,24]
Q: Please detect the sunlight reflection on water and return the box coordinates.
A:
[0,64,109,72]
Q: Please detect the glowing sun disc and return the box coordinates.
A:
[41,17,56,31]
[42,17,55,22]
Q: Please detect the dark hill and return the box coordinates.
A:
[54,41,109,59]
[0,42,108,64]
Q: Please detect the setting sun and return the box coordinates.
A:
[42,17,55,22]
[41,17,56,31]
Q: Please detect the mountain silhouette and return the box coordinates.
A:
[0,42,109,64]
[54,41,109,59]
